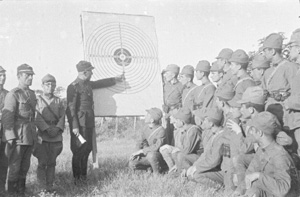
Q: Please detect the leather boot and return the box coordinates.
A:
[7,180,17,195]
[17,178,26,196]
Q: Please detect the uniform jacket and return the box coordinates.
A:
[137,125,166,155]
[180,124,202,155]
[163,81,184,109]
[35,94,65,142]
[2,86,37,145]
[182,83,198,111]
[66,77,116,130]
[193,127,226,173]
[285,68,300,130]
[239,141,298,197]
[261,59,298,93]
[231,73,256,103]
[0,88,8,139]
[193,81,216,110]
[214,70,238,97]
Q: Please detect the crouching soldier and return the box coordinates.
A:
[236,112,298,197]
[33,74,65,192]
[2,64,37,196]
[129,108,166,174]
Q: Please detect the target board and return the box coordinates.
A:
[81,12,163,116]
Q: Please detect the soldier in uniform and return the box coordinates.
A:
[228,49,256,104]
[284,28,300,156]
[249,54,270,86]
[162,64,184,145]
[66,61,123,182]
[171,108,202,175]
[2,64,37,196]
[260,33,298,126]
[215,48,238,89]
[0,66,8,194]
[235,112,298,197]
[179,65,198,112]
[34,74,65,192]
[184,108,225,183]
[193,60,216,112]
[129,108,166,174]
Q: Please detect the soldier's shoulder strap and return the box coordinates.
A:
[11,87,21,94]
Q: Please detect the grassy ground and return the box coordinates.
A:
[24,128,225,197]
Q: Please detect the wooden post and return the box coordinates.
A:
[133,116,137,132]
[114,117,119,139]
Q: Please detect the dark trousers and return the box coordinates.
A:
[33,141,63,188]
[0,141,8,192]
[165,117,174,146]
[71,126,93,180]
[129,151,164,173]
[6,144,32,182]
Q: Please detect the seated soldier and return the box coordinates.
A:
[129,108,166,174]
[226,87,293,195]
[172,108,202,174]
[159,115,184,172]
[235,112,298,197]
[160,108,202,175]
[184,108,226,184]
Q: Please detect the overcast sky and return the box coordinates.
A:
[0,0,299,92]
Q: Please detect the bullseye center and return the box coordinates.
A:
[119,54,126,61]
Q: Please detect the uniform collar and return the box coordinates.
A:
[272,57,284,67]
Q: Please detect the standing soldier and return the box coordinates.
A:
[0,66,8,195]
[260,33,298,126]
[228,49,256,104]
[215,48,237,88]
[284,28,300,156]
[2,64,37,196]
[162,64,184,145]
[193,60,216,112]
[249,54,270,86]
[34,74,65,192]
[66,61,123,182]
[179,65,197,111]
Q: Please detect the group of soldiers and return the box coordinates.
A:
[0,61,124,196]
[129,29,300,197]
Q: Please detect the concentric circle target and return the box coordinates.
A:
[85,22,159,94]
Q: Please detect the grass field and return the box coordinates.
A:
[24,122,224,197]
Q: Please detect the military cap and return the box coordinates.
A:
[0,66,6,73]
[237,86,266,105]
[215,84,235,101]
[146,107,163,121]
[261,33,283,50]
[216,48,233,60]
[76,61,94,72]
[164,64,180,75]
[17,64,35,75]
[173,108,192,123]
[249,111,281,135]
[287,28,300,46]
[181,65,194,75]
[195,60,210,72]
[204,107,223,126]
[42,74,56,83]
[210,61,222,72]
[229,49,249,64]
[250,55,270,70]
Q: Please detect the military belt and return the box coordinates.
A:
[45,120,58,125]
[17,115,34,122]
